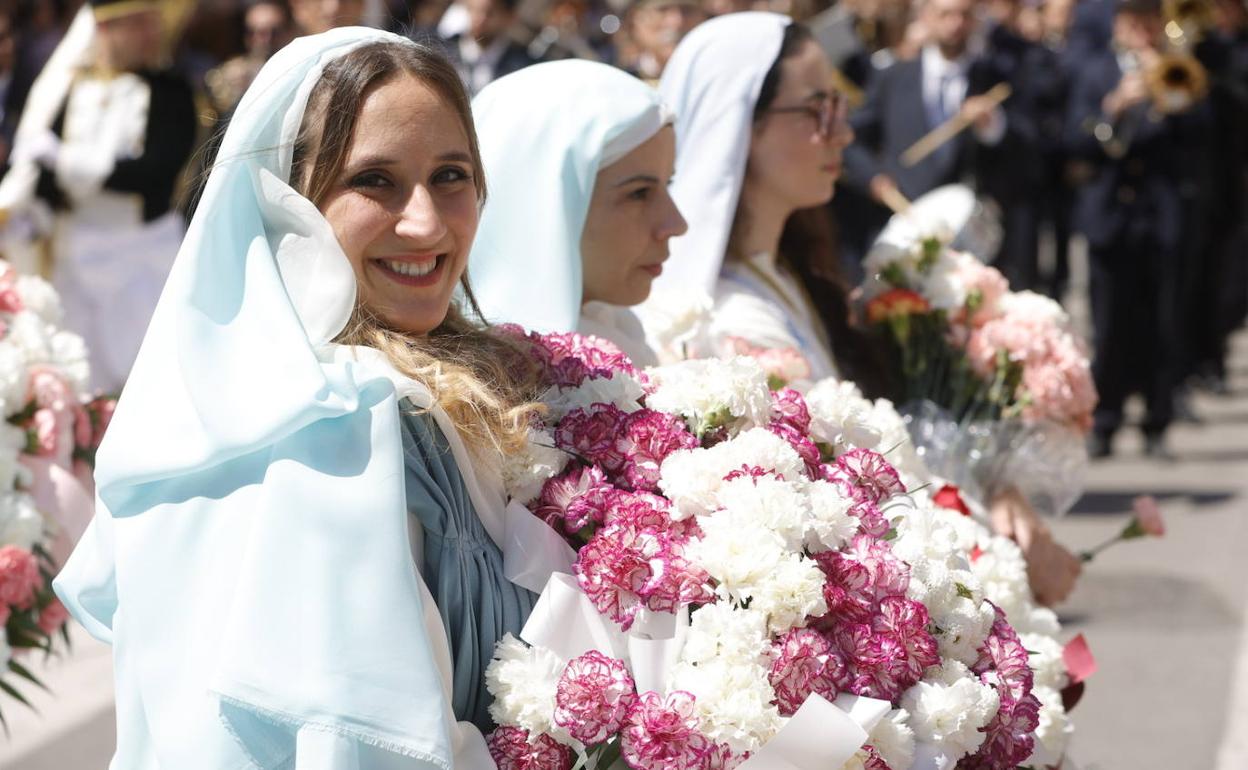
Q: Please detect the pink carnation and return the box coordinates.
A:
[575,524,651,629]
[616,410,699,492]
[726,338,811,387]
[959,689,1041,770]
[536,332,639,388]
[769,388,811,434]
[1132,495,1166,537]
[951,254,1008,327]
[973,605,1034,701]
[0,268,24,314]
[536,465,614,534]
[86,396,117,449]
[827,449,905,505]
[621,691,713,770]
[873,596,939,684]
[849,500,890,538]
[37,598,70,635]
[555,405,630,474]
[767,422,823,479]
[487,726,572,770]
[640,549,715,615]
[554,651,637,744]
[768,628,847,715]
[0,545,41,609]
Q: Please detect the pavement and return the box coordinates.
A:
[2,292,1247,769]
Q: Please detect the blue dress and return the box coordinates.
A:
[400,404,538,734]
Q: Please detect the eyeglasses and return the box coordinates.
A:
[766,92,849,138]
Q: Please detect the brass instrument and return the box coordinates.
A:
[1146,0,1212,114]
[1144,50,1209,114]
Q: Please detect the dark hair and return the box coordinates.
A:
[291,41,487,207]
[742,23,893,398]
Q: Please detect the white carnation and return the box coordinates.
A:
[971,536,1031,623]
[669,657,782,753]
[1019,606,1062,638]
[805,378,883,451]
[0,339,29,416]
[659,428,806,519]
[7,311,53,363]
[485,635,565,738]
[1028,685,1073,763]
[540,372,645,421]
[0,491,46,551]
[1022,633,1068,691]
[869,709,917,770]
[15,275,64,324]
[921,257,967,311]
[747,554,828,635]
[901,659,1000,761]
[680,604,771,667]
[804,480,859,552]
[932,597,996,666]
[717,475,809,547]
[646,357,772,435]
[50,330,90,393]
[635,288,712,362]
[501,428,569,505]
[692,516,787,599]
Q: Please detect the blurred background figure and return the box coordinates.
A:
[1065,0,1213,458]
[620,0,705,80]
[840,0,1014,265]
[0,0,197,392]
[290,0,365,33]
[440,0,537,94]
[0,5,16,168]
[204,0,294,116]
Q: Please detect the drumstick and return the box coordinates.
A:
[900,82,1012,168]
[878,185,912,214]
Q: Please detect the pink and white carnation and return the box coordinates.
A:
[488,334,1071,770]
[487,726,573,770]
[621,691,716,770]
[554,651,638,744]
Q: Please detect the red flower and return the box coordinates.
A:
[932,484,972,516]
[865,289,930,324]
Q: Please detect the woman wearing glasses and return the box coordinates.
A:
[648,12,1081,606]
[646,11,888,394]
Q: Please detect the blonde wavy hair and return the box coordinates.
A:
[291,41,543,455]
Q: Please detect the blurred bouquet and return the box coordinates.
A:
[0,260,112,728]
[486,329,1076,770]
[860,238,1097,516]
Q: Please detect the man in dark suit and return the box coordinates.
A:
[842,0,1015,251]
[440,0,537,96]
[1065,0,1213,457]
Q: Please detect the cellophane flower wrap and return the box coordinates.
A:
[860,238,1096,517]
[483,329,1075,770]
[0,260,114,726]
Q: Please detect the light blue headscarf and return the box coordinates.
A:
[54,28,461,770]
[467,60,672,333]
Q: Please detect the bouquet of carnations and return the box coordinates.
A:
[485,329,1076,770]
[0,260,112,729]
[860,237,1096,516]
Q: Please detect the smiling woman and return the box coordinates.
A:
[52,30,549,770]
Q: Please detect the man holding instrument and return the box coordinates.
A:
[842,0,1014,248]
[1064,0,1213,458]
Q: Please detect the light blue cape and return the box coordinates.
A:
[54,28,459,770]
[467,60,671,333]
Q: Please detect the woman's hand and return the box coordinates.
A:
[990,487,1082,607]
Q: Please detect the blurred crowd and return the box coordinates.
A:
[0,0,1245,455]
